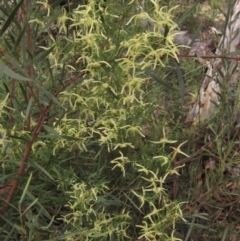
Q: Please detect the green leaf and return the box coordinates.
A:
[2,226,14,241]
[2,81,9,93]
[123,192,144,215]
[4,55,28,75]
[51,0,67,8]
[145,69,177,90]
[41,125,84,140]
[33,46,55,64]
[174,60,185,105]
[0,0,24,36]
[221,226,229,241]
[0,215,26,234]
[12,22,28,53]
[33,162,55,182]
[163,24,170,45]
[0,60,31,81]
[19,172,33,204]
[3,38,13,52]
[220,0,232,48]
[184,215,195,241]
[177,1,199,26]
[46,58,54,84]
[42,125,60,135]
[25,96,34,118]
[8,31,16,45]
[19,82,28,104]
[35,84,65,109]
[27,191,52,219]
[22,197,39,216]
[59,62,66,86]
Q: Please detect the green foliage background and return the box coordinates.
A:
[3,0,240,240]
[0,0,188,240]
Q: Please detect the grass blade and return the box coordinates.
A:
[19,172,32,204]
[33,162,55,181]
[220,225,229,241]
[22,197,39,216]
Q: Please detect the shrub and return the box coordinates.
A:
[0,0,187,240]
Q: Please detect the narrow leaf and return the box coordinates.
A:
[12,22,28,53]
[0,60,31,81]
[33,162,55,181]
[25,96,34,118]
[26,191,51,219]
[3,226,14,241]
[177,2,199,26]
[4,55,29,76]
[46,58,54,84]
[2,81,10,93]
[60,62,66,86]
[19,82,28,104]
[19,172,32,204]
[51,0,67,8]
[145,69,177,90]
[0,215,26,234]
[174,60,185,104]
[22,197,39,216]
[0,0,24,36]
[190,22,202,46]
[33,46,55,64]
[3,38,13,52]
[35,84,65,109]
[184,216,195,241]
[123,192,144,215]
[221,226,229,241]
[163,24,169,45]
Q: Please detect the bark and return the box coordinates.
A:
[185,0,240,123]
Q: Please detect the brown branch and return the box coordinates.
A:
[177,53,240,60]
